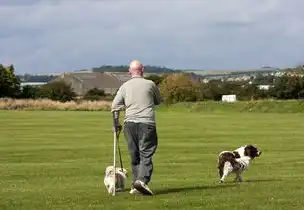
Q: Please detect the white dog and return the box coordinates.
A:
[104,165,128,194]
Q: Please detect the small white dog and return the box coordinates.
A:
[104,165,128,194]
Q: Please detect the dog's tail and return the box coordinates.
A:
[217,152,238,178]
[217,155,225,178]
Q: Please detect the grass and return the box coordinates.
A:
[0,110,304,210]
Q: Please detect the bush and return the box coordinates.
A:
[0,98,111,111]
[159,73,202,104]
[83,88,106,101]
[85,88,106,97]
[40,80,76,102]
[19,85,42,99]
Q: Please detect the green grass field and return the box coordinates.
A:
[1,110,304,210]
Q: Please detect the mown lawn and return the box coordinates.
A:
[0,110,304,210]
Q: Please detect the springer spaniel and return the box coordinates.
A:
[217,145,262,183]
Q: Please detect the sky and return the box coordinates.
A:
[0,0,304,74]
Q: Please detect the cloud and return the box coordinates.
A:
[0,0,304,74]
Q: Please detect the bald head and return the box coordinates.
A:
[129,60,144,76]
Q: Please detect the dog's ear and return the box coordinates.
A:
[105,166,114,176]
[122,168,128,176]
[244,145,252,157]
[244,145,259,159]
[105,166,109,174]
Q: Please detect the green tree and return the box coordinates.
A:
[272,75,304,99]
[237,84,257,100]
[144,74,166,85]
[159,73,201,104]
[0,64,20,97]
[200,80,223,101]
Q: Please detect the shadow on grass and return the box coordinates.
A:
[220,178,282,184]
[121,179,281,195]
[154,179,282,195]
[243,178,282,183]
[154,184,235,195]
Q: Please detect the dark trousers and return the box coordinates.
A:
[123,122,158,185]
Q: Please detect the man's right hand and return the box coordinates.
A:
[112,110,122,133]
[113,124,122,133]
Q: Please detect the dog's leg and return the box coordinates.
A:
[235,173,243,182]
[219,162,231,183]
[218,156,225,179]
[219,171,228,183]
[238,174,243,182]
[108,185,112,194]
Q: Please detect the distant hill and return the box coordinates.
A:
[18,65,181,83]
[89,65,180,73]
[183,67,283,77]
[20,65,297,83]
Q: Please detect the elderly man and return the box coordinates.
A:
[111,60,163,195]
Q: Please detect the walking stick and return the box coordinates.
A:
[112,110,124,196]
[112,111,119,196]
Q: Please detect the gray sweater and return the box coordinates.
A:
[111,75,163,125]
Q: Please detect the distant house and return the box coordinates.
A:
[51,71,124,96]
[50,70,177,96]
[258,85,272,90]
[20,82,47,90]
[104,72,131,83]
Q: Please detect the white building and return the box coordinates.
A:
[222,95,237,103]
[20,82,47,90]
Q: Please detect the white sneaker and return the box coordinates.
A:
[129,187,140,195]
[133,180,153,196]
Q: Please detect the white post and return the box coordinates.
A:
[113,132,117,196]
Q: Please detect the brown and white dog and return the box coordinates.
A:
[104,165,128,194]
[217,145,262,183]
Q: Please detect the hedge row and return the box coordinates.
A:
[1,98,303,113]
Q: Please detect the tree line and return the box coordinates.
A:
[1,64,304,104]
[149,70,304,103]
[0,64,109,102]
